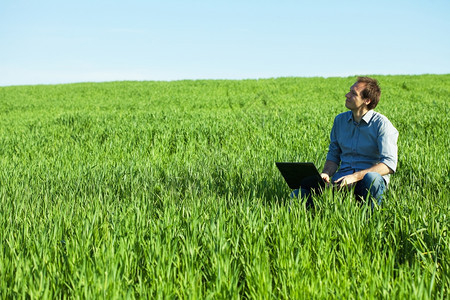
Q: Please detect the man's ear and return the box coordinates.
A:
[364,98,372,106]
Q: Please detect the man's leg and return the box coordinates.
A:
[290,188,315,208]
[290,176,324,208]
[354,172,386,208]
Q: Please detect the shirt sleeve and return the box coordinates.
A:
[326,117,341,165]
[377,120,399,172]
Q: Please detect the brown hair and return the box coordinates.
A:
[357,77,381,110]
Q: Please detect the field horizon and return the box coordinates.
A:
[2,73,449,88]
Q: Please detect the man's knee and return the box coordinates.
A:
[290,188,315,209]
[362,172,383,187]
[357,172,386,205]
[290,189,300,198]
[290,188,309,199]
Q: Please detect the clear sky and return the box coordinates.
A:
[1,0,449,86]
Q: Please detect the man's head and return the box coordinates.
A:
[355,77,381,110]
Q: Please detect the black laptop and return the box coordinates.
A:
[275,162,324,189]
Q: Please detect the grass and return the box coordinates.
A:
[0,74,449,298]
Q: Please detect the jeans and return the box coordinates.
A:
[290,172,386,209]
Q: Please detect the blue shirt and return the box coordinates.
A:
[326,110,398,186]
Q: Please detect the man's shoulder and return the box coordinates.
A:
[370,111,389,121]
[369,111,398,133]
[370,111,394,125]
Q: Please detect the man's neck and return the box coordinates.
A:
[352,108,369,123]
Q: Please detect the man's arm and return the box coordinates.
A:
[320,160,339,183]
[334,162,393,187]
[322,116,341,184]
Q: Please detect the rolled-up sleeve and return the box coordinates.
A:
[377,121,399,172]
[326,117,341,165]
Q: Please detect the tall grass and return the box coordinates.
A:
[0,75,449,298]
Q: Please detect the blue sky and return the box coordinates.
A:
[1,0,449,86]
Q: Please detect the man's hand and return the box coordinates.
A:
[334,173,361,188]
[320,173,330,183]
[334,163,393,189]
[321,160,339,187]
[320,173,334,187]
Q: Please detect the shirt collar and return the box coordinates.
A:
[347,110,375,124]
[346,111,353,122]
[361,110,374,124]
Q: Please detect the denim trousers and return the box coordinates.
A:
[290,172,386,209]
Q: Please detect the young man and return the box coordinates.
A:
[292,77,398,207]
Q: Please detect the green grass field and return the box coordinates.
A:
[0,75,449,298]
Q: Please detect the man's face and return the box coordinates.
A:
[345,82,369,111]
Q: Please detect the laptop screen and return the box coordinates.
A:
[275,162,323,189]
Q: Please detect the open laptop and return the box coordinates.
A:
[275,162,324,189]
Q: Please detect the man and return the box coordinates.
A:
[292,77,398,208]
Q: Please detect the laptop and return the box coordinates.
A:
[275,162,324,189]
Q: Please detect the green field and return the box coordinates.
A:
[0,75,449,298]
